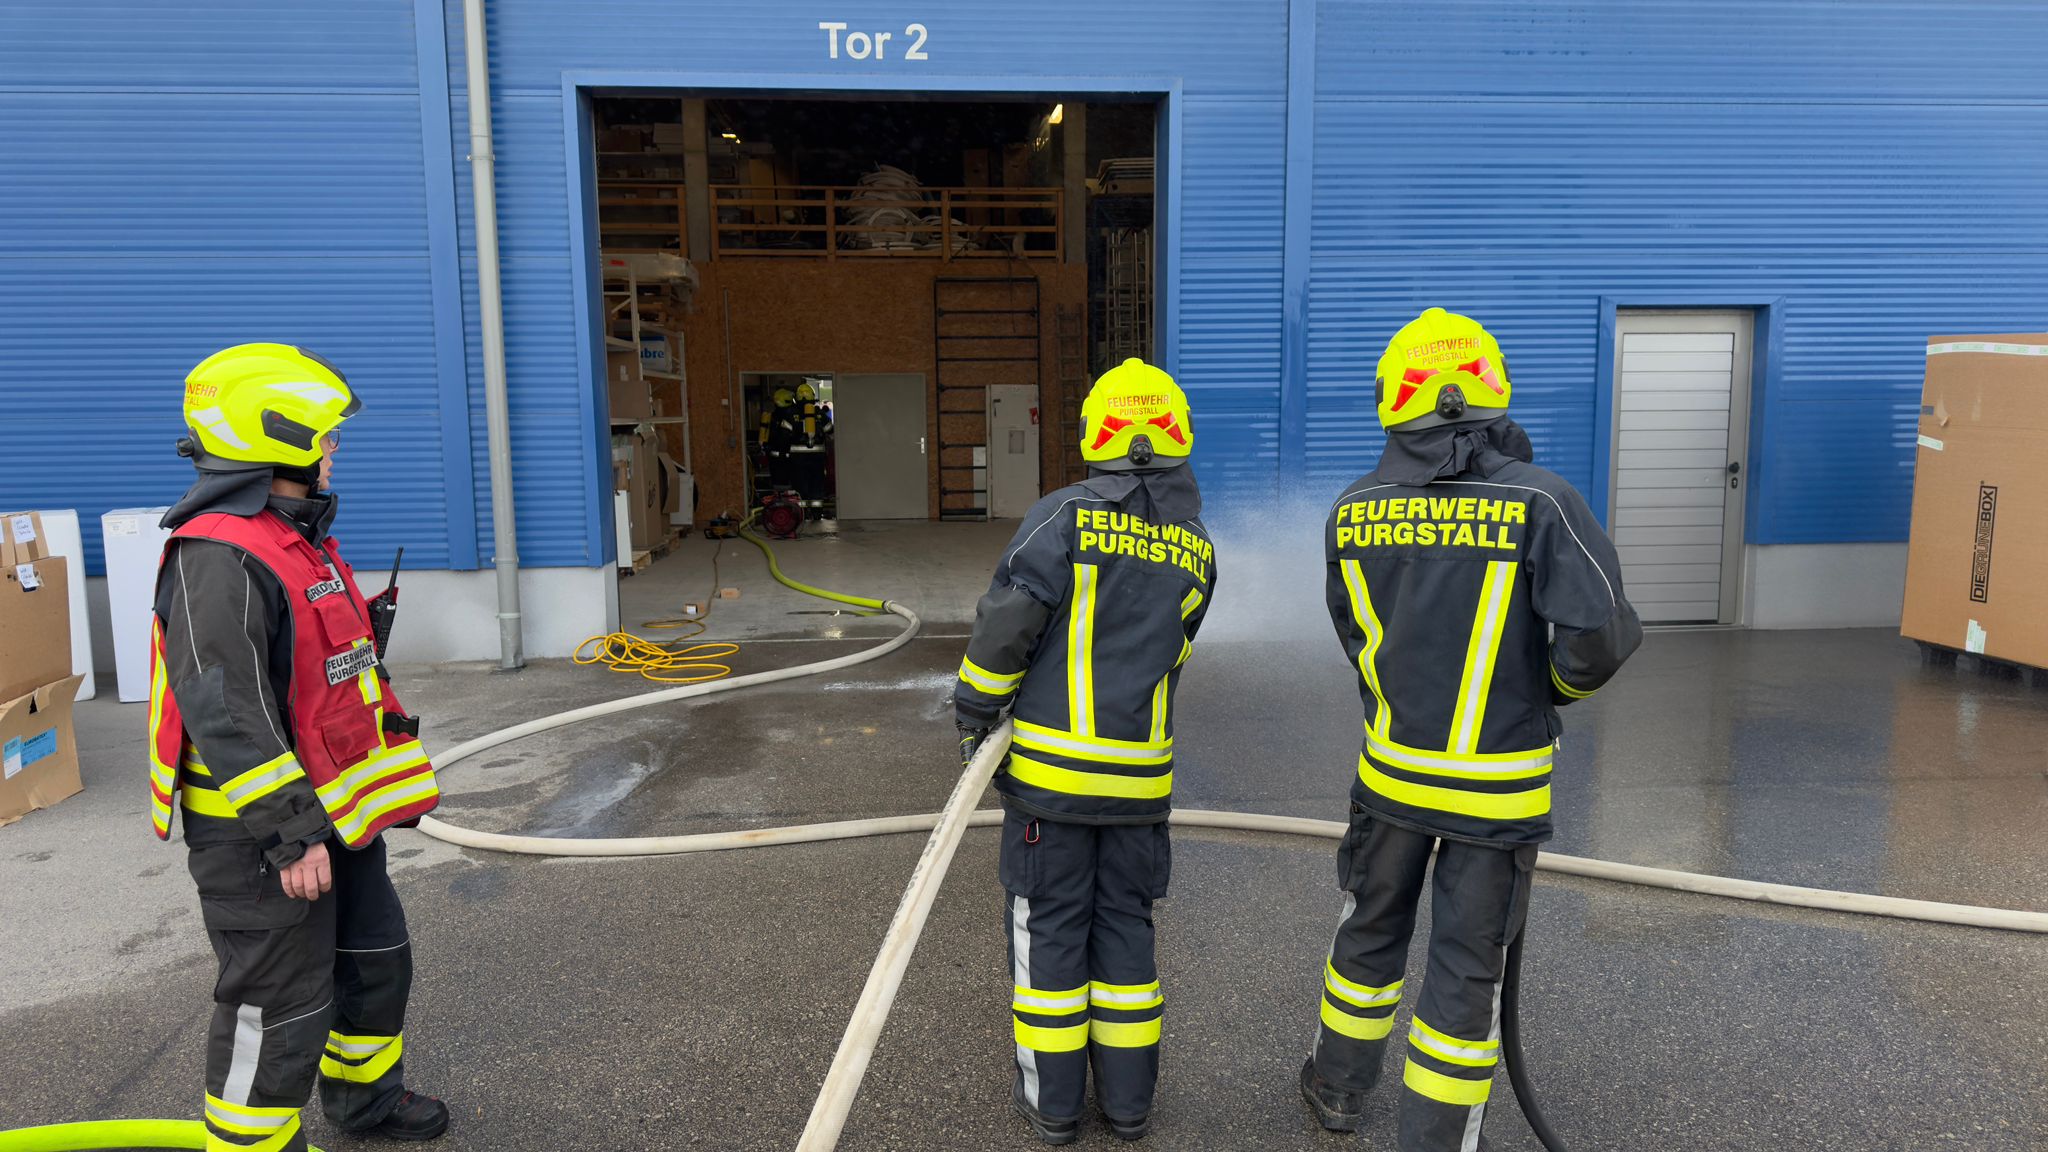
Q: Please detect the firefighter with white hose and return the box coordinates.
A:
[955,359,1216,1144]
[1299,310,1641,1150]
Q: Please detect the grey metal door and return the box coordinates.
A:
[834,373,928,519]
[987,384,1041,519]
[1610,311,1753,624]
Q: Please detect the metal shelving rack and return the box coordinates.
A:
[602,260,690,465]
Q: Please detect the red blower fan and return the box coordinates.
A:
[759,489,805,540]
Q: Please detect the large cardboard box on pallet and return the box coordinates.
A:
[610,426,662,554]
[0,673,85,827]
[1,512,73,708]
[1900,334,2048,668]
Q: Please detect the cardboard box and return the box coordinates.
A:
[657,453,694,526]
[610,428,662,553]
[0,674,85,828]
[1,553,71,707]
[607,350,652,420]
[1900,334,2048,668]
[639,329,675,375]
[631,430,661,551]
[30,510,95,700]
[2,511,53,566]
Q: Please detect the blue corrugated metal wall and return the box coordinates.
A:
[1308,0,2048,542]
[0,0,476,574]
[4,1,2045,574]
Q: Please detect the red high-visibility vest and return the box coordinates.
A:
[148,510,438,846]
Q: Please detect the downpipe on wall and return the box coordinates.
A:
[462,0,523,671]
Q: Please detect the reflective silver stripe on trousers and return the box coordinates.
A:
[1010,895,1039,1110]
[223,1003,264,1106]
[327,1038,389,1057]
[205,1090,290,1131]
[205,1101,289,1131]
[1458,950,1507,1152]
[1311,891,1358,1064]
[1412,1025,1497,1065]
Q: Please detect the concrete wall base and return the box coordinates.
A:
[1743,543,1907,629]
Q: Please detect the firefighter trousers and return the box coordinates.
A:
[999,807,1171,1126]
[188,833,413,1151]
[1310,804,1536,1152]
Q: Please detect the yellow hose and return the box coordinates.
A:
[737,518,887,611]
[0,1118,324,1151]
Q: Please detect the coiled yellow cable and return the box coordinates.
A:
[573,633,739,684]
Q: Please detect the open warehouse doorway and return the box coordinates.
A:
[582,89,1161,618]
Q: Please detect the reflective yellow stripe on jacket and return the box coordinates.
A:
[147,622,177,837]
[1067,563,1098,735]
[1448,561,1517,753]
[1008,754,1173,800]
[959,656,1025,698]
[1013,720,1171,766]
[1350,559,1553,824]
[1340,560,1391,740]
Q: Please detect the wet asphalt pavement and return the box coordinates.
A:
[2,625,2044,1151]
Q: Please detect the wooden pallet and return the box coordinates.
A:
[621,528,688,577]
[1914,641,2047,687]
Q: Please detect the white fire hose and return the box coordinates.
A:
[403,552,2048,1151]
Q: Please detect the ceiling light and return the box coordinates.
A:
[1049,103,1065,125]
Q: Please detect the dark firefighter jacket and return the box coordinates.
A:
[1326,417,1642,847]
[956,468,1214,825]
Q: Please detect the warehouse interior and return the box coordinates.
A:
[590,93,1159,611]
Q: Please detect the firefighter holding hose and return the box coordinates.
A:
[1299,310,1641,1150]
[955,359,1215,1144]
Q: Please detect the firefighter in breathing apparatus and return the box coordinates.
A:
[955,359,1215,1145]
[150,344,449,1149]
[1298,310,1641,1150]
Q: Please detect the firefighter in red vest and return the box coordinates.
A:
[150,344,449,1148]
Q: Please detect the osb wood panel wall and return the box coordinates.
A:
[675,260,1087,523]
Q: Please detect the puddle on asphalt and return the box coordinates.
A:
[532,760,658,836]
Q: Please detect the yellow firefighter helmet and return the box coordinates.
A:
[1376,308,1513,431]
[1080,358,1192,471]
[180,343,359,471]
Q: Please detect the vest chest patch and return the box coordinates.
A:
[306,577,347,603]
[325,643,378,686]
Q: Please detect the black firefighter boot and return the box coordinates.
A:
[1012,1078,1079,1146]
[1299,1058,1365,1133]
[1104,1111,1152,1141]
[361,1090,450,1141]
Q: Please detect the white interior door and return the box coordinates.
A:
[834,373,928,519]
[1610,312,1753,624]
[987,385,1041,519]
